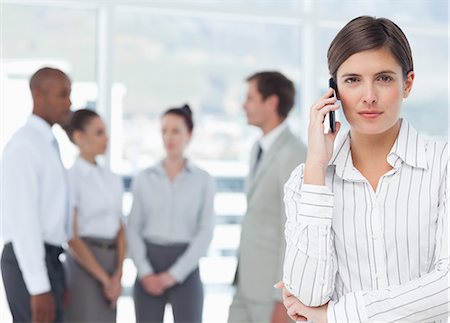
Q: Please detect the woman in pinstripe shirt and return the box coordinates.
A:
[278,16,448,322]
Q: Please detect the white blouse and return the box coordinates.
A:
[68,157,123,239]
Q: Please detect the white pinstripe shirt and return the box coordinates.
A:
[283,119,449,322]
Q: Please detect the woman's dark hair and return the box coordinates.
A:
[162,104,194,132]
[328,16,413,80]
[63,108,100,143]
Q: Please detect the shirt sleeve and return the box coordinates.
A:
[115,174,125,224]
[126,174,154,278]
[2,143,51,295]
[328,161,449,323]
[274,152,306,302]
[67,169,78,239]
[67,169,78,209]
[282,163,337,306]
[169,174,216,282]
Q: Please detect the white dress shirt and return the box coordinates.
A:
[251,121,289,175]
[1,114,69,295]
[68,157,123,239]
[283,119,449,322]
[258,120,288,153]
[127,160,215,283]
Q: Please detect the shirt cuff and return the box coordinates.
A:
[25,271,51,295]
[168,264,187,283]
[137,262,154,279]
[327,292,368,323]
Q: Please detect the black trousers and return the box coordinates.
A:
[1,242,65,323]
[134,242,204,323]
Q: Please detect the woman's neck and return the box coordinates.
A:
[350,121,401,191]
[164,156,185,180]
[80,152,96,164]
[350,121,400,165]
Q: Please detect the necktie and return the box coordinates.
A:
[253,144,263,175]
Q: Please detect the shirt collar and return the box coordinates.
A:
[329,119,428,181]
[154,158,194,175]
[259,120,288,152]
[329,133,357,180]
[27,114,55,144]
[75,156,101,176]
[388,119,428,169]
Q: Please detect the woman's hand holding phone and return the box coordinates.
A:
[304,88,341,186]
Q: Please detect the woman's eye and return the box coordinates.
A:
[344,77,359,84]
[378,75,393,82]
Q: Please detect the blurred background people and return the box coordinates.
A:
[62,109,126,322]
[228,71,307,323]
[1,67,72,322]
[127,104,216,323]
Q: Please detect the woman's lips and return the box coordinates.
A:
[359,111,383,119]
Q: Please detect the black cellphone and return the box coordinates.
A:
[328,78,337,133]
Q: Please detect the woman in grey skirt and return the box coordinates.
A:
[63,109,126,322]
[127,104,215,323]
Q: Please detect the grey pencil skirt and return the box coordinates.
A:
[64,237,118,322]
[134,241,203,323]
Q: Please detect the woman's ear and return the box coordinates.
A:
[72,130,83,146]
[403,71,415,98]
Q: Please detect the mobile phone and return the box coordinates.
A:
[328,78,337,133]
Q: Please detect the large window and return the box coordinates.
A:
[113,8,303,174]
[1,3,97,165]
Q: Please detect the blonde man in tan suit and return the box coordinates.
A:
[228,71,307,323]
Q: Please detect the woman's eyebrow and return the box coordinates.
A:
[375,70,397,75]
[340,73,360,78]
[340,70,398,78]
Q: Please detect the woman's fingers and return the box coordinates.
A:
[320,87,335,100]
[313,96,337,110]
[309,89,340,123]
[310,102,340,123]
[283,294,301,309]
[273,281,284,289]
[287,306,308,321]
[282,287,292,300]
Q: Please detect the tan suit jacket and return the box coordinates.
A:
[236,127,307,303]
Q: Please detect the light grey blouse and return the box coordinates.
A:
[127,160,216,283]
